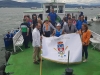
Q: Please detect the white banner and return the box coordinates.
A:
[42,33,82,63]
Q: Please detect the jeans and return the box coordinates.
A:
[82,45,88,59]
[44,31,51,37]
[22,32,29,48]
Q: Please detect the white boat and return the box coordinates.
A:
[87,19,93,25]
[31,7,37,9]
[78,6,84,9]
[24,2,82,21]
[91,14,100,22]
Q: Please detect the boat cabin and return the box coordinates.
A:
[24,1,81,22]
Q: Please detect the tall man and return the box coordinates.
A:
[48,8,57,27]
[32,23,41,64]
[20,18,30,49]
[76,15,87,30]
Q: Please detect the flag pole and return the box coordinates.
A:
[40,55,42,75]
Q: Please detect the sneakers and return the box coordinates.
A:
[33,61,39,64]
[25,46,30,49]
[37,59,44,62]
[83,59,87,62]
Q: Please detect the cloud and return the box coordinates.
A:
[13,0,100,4]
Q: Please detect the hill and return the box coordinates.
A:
[0,0,100,8]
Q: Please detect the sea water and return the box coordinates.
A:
[0,8,100,66]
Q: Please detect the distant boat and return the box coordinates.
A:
[79,6,84,9]
[31,7,37,9]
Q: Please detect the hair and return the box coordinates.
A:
[68,18,72,21]
[82,23,88,31]
[32,14,37,19]
[63,17,67,22]
[36,23,41,27]
[72,16,75,18]
[37,18,42,24]
[81,15,84,18]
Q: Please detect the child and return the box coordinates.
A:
[52,23,63,37]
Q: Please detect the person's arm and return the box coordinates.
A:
[55,13,57,19]
[32,32,40,47]
[50,23,56,30]
[62,30,65,34]
[84,30,91,44]
[62,25,66,34]
[42,24,45,35]
[52,30,55,36]
[26,27,29,36]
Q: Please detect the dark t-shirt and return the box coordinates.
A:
[20,22,29,32]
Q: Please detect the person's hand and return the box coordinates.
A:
[40,36,42,40]
[76,31,79,34]
[26,34,29,36]
[30,24,33,28]
[64,32,67,34]
[43,33,45,35]
[82,42,85,45]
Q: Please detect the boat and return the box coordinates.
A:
[91,14,100,22]
[31,7,37,9]
[1,0,100,75]
[87,19,93,25]
[78,6,84,9]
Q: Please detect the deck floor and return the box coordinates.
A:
[5,45,100,75]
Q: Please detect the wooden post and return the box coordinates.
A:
[40,55,42,75]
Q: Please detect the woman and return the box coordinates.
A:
[37,18,43,36]
[32,15,37,29]
[72,16,76,26]
[43,20,55,37]
[79,24,91,62]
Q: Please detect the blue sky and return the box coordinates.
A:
[3,0,100,4]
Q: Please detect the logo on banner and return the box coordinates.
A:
[54,41,68,58]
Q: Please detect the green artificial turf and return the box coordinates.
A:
[5,45,100,75]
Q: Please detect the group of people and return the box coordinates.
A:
[20,8,91,64]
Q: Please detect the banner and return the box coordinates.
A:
[41,33,82,64]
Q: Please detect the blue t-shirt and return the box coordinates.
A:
[76,20,87,30]
[55,29,62,37]
[48,12,57,24]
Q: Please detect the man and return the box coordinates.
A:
[76,15,87,30]
[63,19,77,34]
[20,18,30,49]
[48,8,57,27]
[32,23,41,64]
[25,15,33,43]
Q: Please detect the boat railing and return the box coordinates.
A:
[90,30,100,50]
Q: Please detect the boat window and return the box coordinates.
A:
[58,6,63,13]
[46,6,50,13]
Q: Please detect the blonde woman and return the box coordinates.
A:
[37,18,43,36]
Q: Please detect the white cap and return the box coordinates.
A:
[56,23,61,26]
